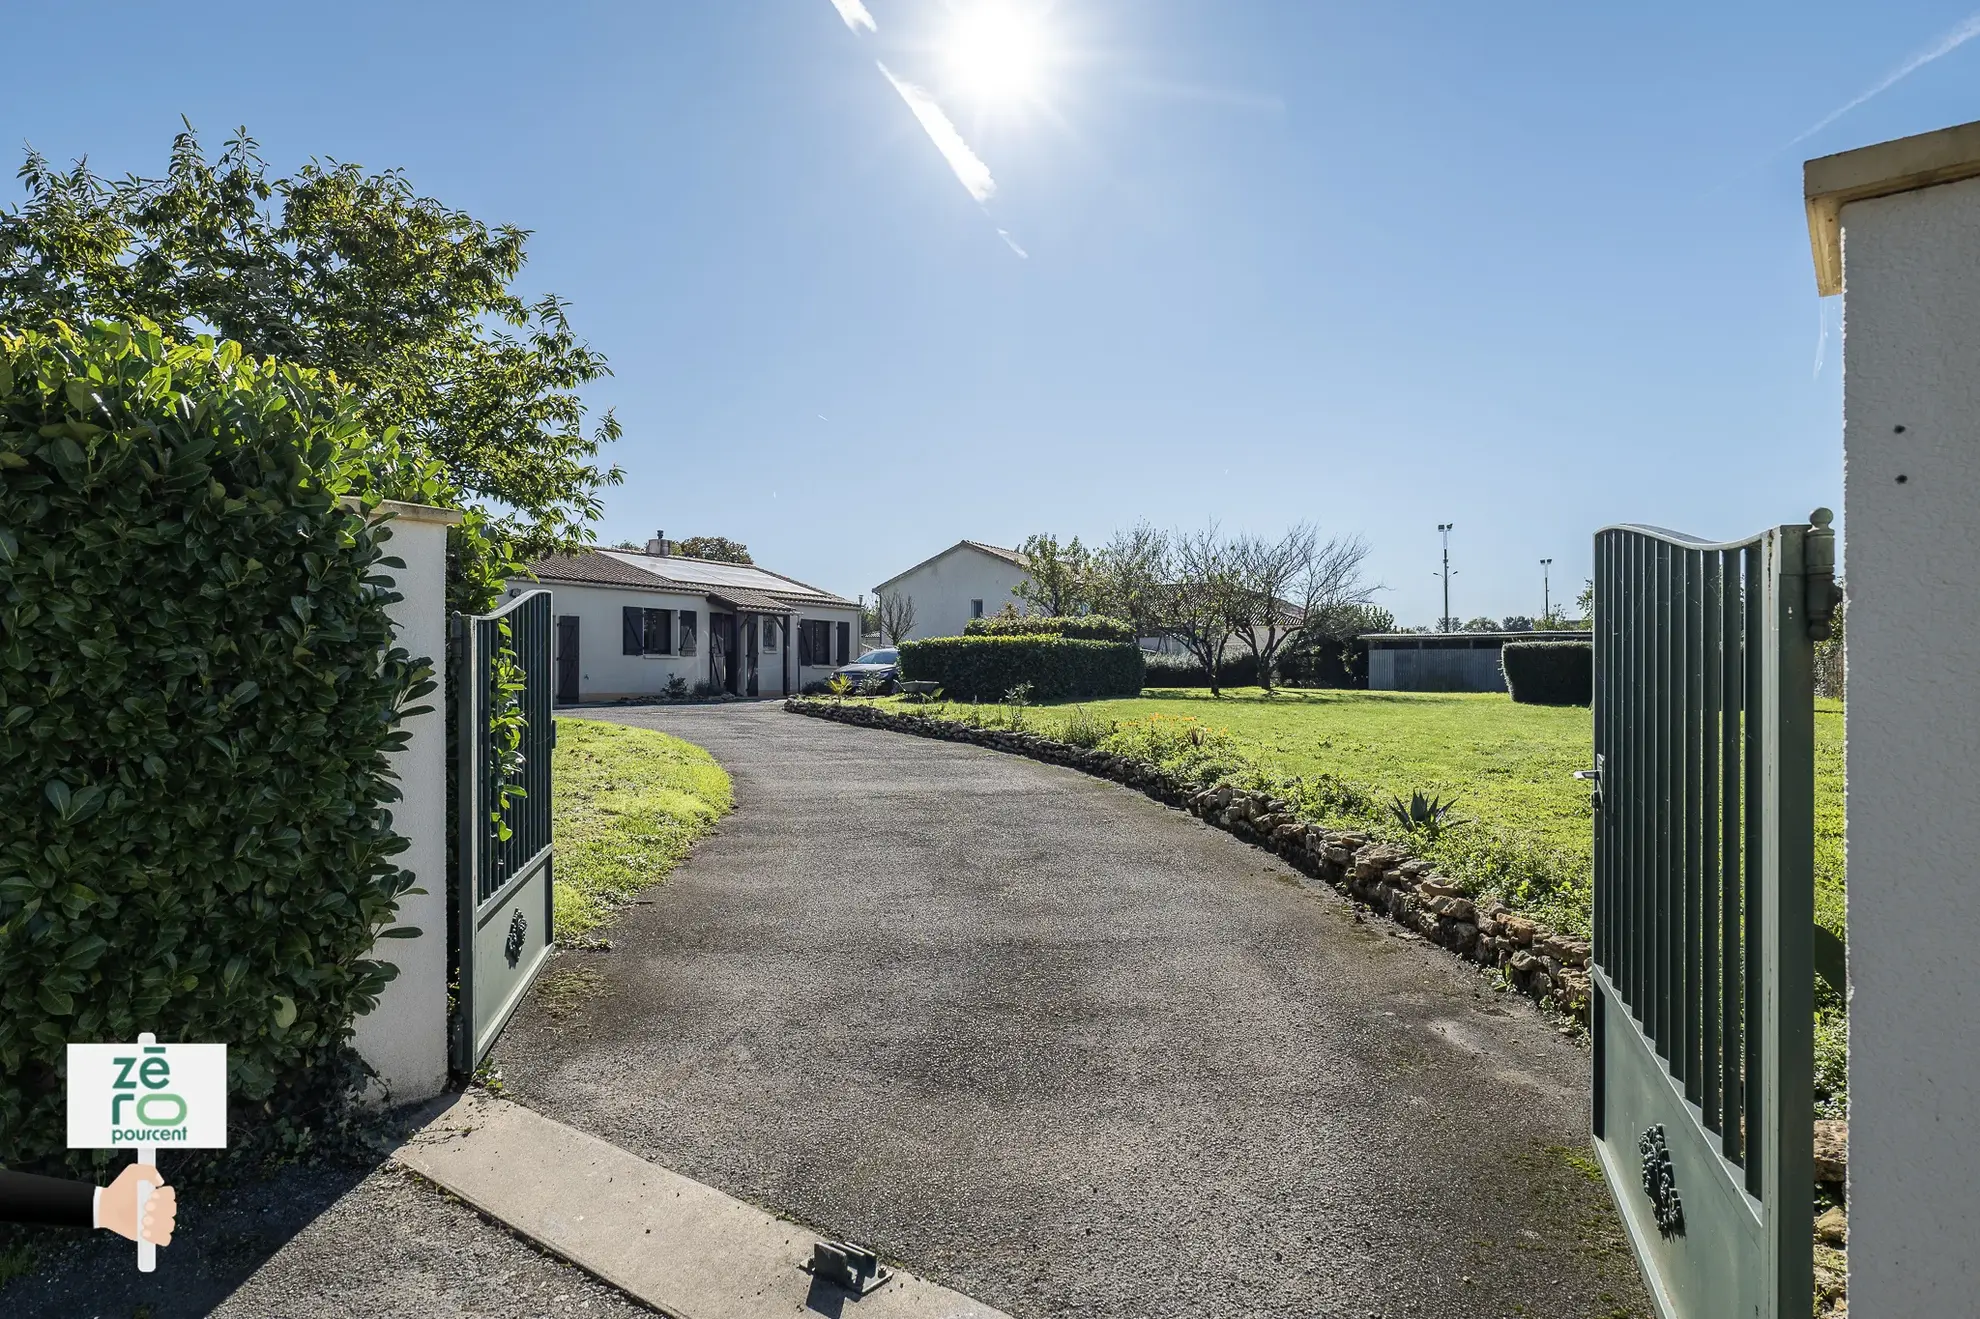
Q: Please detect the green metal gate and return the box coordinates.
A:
[453,588,556,1075]
[1590,513,1835,1319]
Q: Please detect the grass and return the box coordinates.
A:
[551,717,732,940]
[870,687,1847,947]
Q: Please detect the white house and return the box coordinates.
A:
[513,539,862,703]
[872,540,1030,641]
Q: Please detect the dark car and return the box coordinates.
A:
[834,648,900,693]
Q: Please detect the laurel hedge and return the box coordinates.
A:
[0,321,429,1178]
[961,613,1138,643]
[899,635,1145,701]
[1142,651,1264,689]
[1501,640,1594,706]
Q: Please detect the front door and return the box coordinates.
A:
[708,611,734,695]
[1589,514,1832,1318]
[556,615,579,705]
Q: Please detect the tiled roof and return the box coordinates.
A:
[518,551,857,608]
[520,554,688,590]
[707,587,797,612]
[962,540,1028,567]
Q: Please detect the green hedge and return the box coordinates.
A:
[899,635,1145,701]
[961,613,1137,643]
[1502,640,1593,706]
[0,321,428,1179]
[1143,651,1263,689]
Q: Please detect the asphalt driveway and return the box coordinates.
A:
[493,702,1649,1319]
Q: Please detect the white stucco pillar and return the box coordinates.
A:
[351,500,463,1105]
[1806,120,1980,1316]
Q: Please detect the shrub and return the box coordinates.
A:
[962,613,1137,643]
[1501,640,1593,706]
[1141,651,1262,689]
[0,321,427,1179]
[899,635,1144,701]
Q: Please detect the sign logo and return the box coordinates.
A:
[67,1038,227,1150]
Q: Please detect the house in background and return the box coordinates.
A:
[514,537,862,704]
[872,540,1030,641]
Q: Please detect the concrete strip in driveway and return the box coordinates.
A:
[395,1089,1011,1319]
[495,703,1650,1319]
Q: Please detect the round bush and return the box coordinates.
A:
[1501,640,1593,706]
[0,321,428,1177]
[961,614,1137,643]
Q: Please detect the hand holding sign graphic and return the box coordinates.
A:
[100,1163,177,1245]
[67,1032,225,1271]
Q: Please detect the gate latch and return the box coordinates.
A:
[801,1239,892,1296]
[1574,754,1603,805]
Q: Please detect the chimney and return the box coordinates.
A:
[646,529,668,556]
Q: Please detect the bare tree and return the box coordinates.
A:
[1226,524,1376,690]
[1090,521,1171,640]
[1160,524,1242,696]
[879,592,917,645]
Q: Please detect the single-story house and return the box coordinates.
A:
[1364,630,1581,692]
[512,539,863,704]
[872,540,1031,641]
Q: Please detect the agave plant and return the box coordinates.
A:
[1388,790,1469,838]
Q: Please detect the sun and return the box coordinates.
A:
[944,2,1055,106]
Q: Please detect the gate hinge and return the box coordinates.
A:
[1805,508,1842,641]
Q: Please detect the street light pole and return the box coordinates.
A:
[1437,523,1454,631]
[1541,558,1553,621]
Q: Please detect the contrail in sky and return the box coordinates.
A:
[828,0,876,34]
[1790,11,1980,147]
[878,61,998,202]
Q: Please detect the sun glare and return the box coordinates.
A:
[945,2,1054,106]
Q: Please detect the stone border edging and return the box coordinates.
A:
[784,698,1592,1019]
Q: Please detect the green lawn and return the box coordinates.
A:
[872,688,1845,942]
[551,717,732,940]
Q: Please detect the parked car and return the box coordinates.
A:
[834,647,900,693]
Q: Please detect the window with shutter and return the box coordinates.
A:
[799,619,831,666]
[622,607,642,655]
[642,608,673,654]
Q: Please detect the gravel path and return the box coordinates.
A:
[492,703,1651,1319]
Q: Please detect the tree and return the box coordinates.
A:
[1160,525,1241,696]
[1012,533,1093,616]
[1461,617,1500,632]
[1279,602,1396,688]
[1576,578,1595,627]
[1500,614,1536,632]
[1090,522,1171,641]
[675,536,753,564]
[0,124,623,572]
[879,593,918,645]
[1225,524,1377,691]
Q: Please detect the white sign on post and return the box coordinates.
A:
[67,1033,226,1272]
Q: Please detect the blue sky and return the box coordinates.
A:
[6,2,1978,622]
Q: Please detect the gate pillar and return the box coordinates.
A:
[351,500,463,1105]
[1807,119,1980,1315]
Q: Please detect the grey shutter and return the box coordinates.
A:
[623,607,642,655]
[836,621,850,666]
